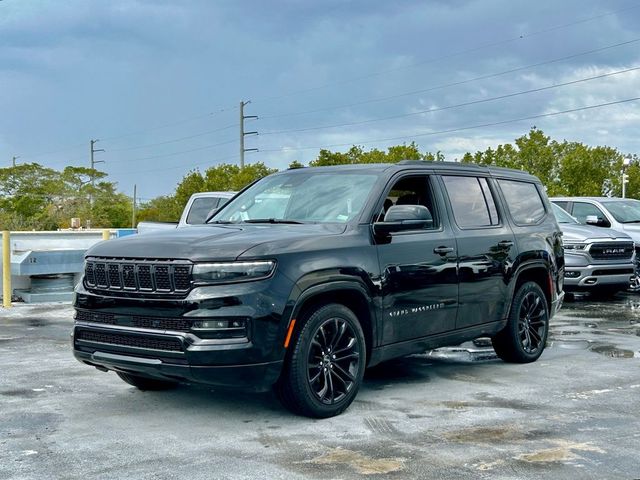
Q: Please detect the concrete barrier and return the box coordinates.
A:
[0,229,135,304]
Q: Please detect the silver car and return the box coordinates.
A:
[551,203,635,295]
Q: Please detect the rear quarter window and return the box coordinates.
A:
[498,179,546,225]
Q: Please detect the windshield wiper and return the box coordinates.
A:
[207,220,238,224]
[243,218,304,224]
[622,220,640,223]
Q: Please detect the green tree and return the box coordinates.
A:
[309,142,440,166]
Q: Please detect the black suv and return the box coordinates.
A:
[73,162,564,417]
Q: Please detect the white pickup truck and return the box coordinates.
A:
[137,191,235,234]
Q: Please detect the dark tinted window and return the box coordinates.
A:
[186,197,221,224]
[498,180,545,225]
[442,176,499,228]
[377,175,438,229]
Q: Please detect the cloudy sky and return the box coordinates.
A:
[1,0,639,199]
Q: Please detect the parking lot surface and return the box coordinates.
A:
[1,295,639,479]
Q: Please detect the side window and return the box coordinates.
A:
[376,175,439,230]
[497,179,546,225]
[186,197,221,224]
[572,202,607,224]
[553,200,569,211]
[442,176,500,229]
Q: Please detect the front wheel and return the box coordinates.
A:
[492,281,549,363]
[116,371,178,391]
[276,303,366,418]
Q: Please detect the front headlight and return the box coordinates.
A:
[562,241,587,251]
[192,260,276,284]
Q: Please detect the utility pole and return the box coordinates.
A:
[90,139,105,186]
[239,100,258,168]
[89,139,105,206]
[11,156,19,167]
[131,184,137,228]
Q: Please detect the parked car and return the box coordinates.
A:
[73,162,564,418]
[137,191,236,233]
[551,203,635,296]
[551,196,640,290]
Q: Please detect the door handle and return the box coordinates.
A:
[498,240,514,248]
[434,246,454,255]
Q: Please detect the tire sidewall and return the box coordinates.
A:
[290,303,366,417]
[508,281,549,361]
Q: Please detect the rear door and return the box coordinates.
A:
[439,175,517,329]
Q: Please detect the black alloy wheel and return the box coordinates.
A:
[276,303,366,418]
[307,317,360,405]
[492,281,549,363]
[517,291,546,355]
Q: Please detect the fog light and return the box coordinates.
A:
[565,271,581,278]
[191,318,248,339]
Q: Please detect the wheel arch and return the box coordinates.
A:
[287,282,377,366]
[511,263,552,314]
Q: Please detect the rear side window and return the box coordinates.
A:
[442,176,500,228]
[498,179,545,225]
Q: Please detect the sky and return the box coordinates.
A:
[1,0,640,201]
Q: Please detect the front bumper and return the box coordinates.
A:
[72,278,291,391]
[564,264,634,291]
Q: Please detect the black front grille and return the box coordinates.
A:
[590,242,635,260]
[592,268,635,276]
[75,310,117,325]
[74,309,192,331]
[84,258,192,296]
[76,330,183,352]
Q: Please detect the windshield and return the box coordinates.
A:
[551,203,578,224]
[210,171,378,224]
[601,199,640,223]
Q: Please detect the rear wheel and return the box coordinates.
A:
[276,303,366,418]
[492,281,549,363]
[116,371,178,391]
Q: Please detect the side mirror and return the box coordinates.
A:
[585,214,608,227]
[373,205,433,235]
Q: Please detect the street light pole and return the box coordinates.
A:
[622,155,632,198]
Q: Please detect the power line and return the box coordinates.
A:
[17,105,238,161]
[110,154,240,176]
[259,96,640,153]
[260,37,640,120]
[108,123,238,152]
[107,138,237,164]
[260,66,640,136]
[255,3,640,103]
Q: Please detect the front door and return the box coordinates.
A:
[374,174,459,345]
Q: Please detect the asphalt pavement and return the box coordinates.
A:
[1,295,639,479]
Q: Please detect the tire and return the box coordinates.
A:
[116,371,178,391]
[492,281,549,363]
[276,303,366,418]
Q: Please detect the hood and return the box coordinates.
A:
[559,223,632,243]
[86,223,347,261]
[618,223,640,242]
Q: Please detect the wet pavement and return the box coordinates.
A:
[1,295,639,479]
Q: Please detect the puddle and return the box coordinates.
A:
[27,318,49,327]
[589,345,635,358]
[547,339,590,350]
